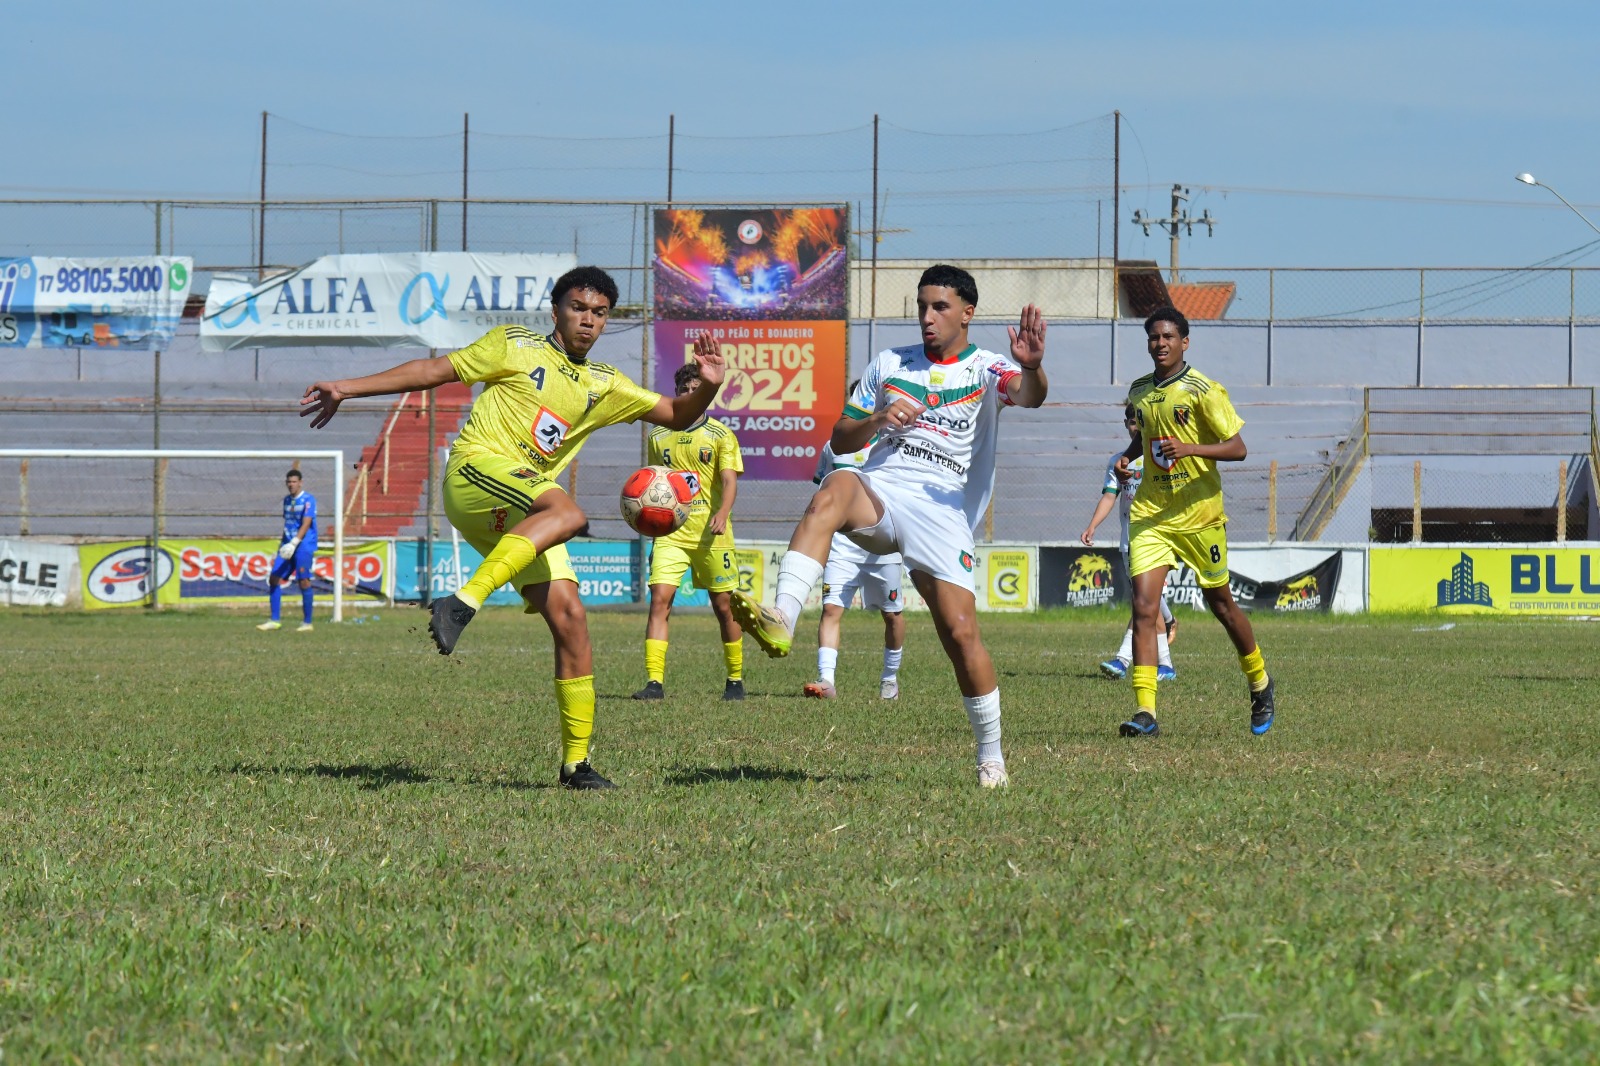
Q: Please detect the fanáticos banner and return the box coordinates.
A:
[652,208,848,480]
[0,257,193,349]
[201,252,577,350]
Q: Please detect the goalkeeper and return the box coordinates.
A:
[257,468,317,633]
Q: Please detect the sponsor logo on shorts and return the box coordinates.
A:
[491,507,507,533]
[959,551,975,572]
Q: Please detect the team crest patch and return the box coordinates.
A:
[888,590,899,601]
[926,393,942,408]
[510,468,540,480]
[959,551,975,572]
[1173,405,1192,427]
[699,446,713,464]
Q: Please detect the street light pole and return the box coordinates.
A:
[1516,173,1600,237]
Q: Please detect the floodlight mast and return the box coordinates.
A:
[1515,173,1600,238]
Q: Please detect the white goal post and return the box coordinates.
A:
[0,449,347,622]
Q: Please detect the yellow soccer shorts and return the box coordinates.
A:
[1128,518,1230,588]
[443,454,577,589]
[648,539,739,593]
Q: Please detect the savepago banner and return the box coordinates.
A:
[1168,553,1342,613]
[78,540,389,609]
[652,208,849,480]
[0,257,193,349]
[201,252,577,350]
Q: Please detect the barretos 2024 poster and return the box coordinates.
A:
[652,208,848,480]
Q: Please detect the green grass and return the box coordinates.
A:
[1,606,1597,1062]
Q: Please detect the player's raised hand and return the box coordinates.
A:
[691,332,726,387]
[1113,454,1135,482]
[1008,304,1047,369]
[300,381,347,429]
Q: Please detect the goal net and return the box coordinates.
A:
[0,449,351,620]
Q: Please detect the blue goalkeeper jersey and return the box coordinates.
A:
[282,492,318,551]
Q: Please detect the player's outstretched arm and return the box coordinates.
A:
[301,357,460,429]
[1005,303,1049,408]
[645,333,727,430]
[1081,493,1117,545]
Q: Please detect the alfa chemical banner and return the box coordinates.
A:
[1370,547,1600,614]
[653,208,849,480]
[393,539,640,606]
[201,252,577,351]
[0,257,193,349]
[0,539,80,607]
[78,540,389,609]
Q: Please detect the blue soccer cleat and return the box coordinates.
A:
[1099,658,1128,680]
[1250,676,1276,735]
[1157,664,1177,681]
[1118,710,1160,738]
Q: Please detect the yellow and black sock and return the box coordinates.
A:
[644,639,668,685]
[555,675,596,770]
[1239,647,1269,693]
[459,533,537,609]
[723,640,743,682]
[1131,664,1159,713]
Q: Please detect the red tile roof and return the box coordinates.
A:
[1168,282,1236,320]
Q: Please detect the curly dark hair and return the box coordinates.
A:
[1143,305,1190,338]
[552,266,619,309]
[673,361,702,391]
[917,264,978,307]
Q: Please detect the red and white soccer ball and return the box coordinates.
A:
[619,465,698,537]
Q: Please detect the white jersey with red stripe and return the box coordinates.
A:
[843,342,1022,532]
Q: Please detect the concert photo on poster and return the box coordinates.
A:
[653,208,848,321]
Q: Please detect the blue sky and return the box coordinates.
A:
[5,0,1599,268]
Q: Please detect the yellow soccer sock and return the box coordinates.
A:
[1240,647,1270,693]
[458,533,537,609]
[723,640,743,682]
[1131,664,1159,712]
[555,675,596,769]
[644,638,668,684]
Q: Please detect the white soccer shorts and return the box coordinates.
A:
[825,468,977,594]
[822,532,904,612]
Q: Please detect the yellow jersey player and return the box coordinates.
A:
[300,267,727,789]
[1114,305,1275,739]
[634,361,747,702]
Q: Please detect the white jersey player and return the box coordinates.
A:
[731,264,1048,788]
[1080,404,1177,680]
[804,438,906,701]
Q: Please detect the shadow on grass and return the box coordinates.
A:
[663,764,865,786]
[220,761,432,791]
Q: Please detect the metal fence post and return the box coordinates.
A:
[1416,269,1425,387]
[1412,459,1423,543]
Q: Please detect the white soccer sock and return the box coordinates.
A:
[817,646,839,684]
[773,551,824,631]
[881,646,903,681]
[1160,596,1174,624]
[1115,626,1134,663]
[963,689,1003,765]
[1158,631,1172,668]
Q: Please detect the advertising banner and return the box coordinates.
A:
[978,547,1037,612]
[1370,547,1600,614]
[1040,546,1345,613]
[0,257,193,349]
[653,208,849,480]
[78,540,389,609]
[0,539,80,607]
[394,539,641,606]
[201,252,577,351]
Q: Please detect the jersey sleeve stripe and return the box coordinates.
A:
[844,403,871,420]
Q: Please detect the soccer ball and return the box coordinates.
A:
[620,465,698,537]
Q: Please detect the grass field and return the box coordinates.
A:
[1,605,1597,1062]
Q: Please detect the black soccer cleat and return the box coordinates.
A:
[1250,676,1276,735]
[722,679,745,701]
[427,594,476,655]
[560,760,616,790]
[632,680,665,701]
[1119,710,1160,738]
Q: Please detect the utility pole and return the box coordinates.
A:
[1132,184,1215,284]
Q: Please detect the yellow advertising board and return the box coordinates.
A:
[79,539,391,610]
[980,548,1035,611]
[1369,547,1600,615]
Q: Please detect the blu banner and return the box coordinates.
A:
[1370,547,1600,614]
